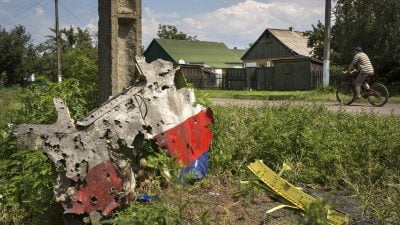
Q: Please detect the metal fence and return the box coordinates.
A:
[186,67,346,90]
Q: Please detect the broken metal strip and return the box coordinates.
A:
[266,204,300,214]
[248,160,349,225]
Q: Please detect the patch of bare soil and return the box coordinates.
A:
[304,187,379,225]
[152,175,377,225]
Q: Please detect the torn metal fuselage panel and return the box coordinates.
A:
[12,58,213,220]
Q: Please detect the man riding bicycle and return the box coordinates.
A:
[346,46,374,99]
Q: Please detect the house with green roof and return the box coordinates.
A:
[144,39,243,68]
[144,39,244,88]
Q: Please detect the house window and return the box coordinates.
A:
[266,61,274,68]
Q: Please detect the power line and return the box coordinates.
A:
[4,0,48,27]
[59,1,87,27]
[9,0,41,16]
[62,0,97,13]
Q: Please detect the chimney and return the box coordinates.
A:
[289,27,293,32]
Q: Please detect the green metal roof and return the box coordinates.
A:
[231,49,247,58]
[148,39,243,68]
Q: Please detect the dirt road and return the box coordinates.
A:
[211,98,400,116]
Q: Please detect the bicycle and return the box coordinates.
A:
[336,71,389,107]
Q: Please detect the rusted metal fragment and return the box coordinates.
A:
[13,58,214,223]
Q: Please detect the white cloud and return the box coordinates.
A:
[86,17,98,33]
[0,0,11,3]
[35,7,44,16]
[143,0,325,49]
[142,7,166,47]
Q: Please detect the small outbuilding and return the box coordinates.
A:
[240,28,323,90]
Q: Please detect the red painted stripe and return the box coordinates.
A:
[63,160,128,216]
[154,108,214,166]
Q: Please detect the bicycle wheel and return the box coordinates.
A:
[367,83,389,107]
[336,83,354,105]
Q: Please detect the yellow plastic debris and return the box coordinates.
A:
[248,160,349,225]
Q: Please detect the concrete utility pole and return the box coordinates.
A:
[98,0,142,103]
[323,0,331,87]
[55,0,62,83]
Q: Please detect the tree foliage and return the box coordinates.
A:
[0,25,97,85]
[332,0,400,83]
[40,26,94,53]
[33,26,97,83]
[157,24,197,41]
[0,25,36,85]
[305,20,325,60]
[306,0,400,86]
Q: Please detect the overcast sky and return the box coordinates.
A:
[0,0,326,49]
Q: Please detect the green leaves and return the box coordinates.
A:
[332,0,400,82]
[305,20,325,60]
[0,150,63,225]
[0,25,35,85]
[157,24,198,41]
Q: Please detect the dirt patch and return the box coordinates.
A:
[145,175,377,225]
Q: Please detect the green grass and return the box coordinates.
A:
[0,87,23,115]
[195,88,400,103]
[210,104,400,223]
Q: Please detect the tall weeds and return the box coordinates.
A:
[210,104,400,223]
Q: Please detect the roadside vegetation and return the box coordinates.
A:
[1,85,399,224]
[195,88,337,101]
[195,88,400,103]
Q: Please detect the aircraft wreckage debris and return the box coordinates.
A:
[13,58,213,224]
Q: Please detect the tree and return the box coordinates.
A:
[305,20,325,60]
[332,0,400,83]
[157,24,197,41]
[0,25,36,85]
[35,26,97,82]
[42,26,93,53]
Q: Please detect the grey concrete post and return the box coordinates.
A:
[323,0,331,87]
[98,0,142,103]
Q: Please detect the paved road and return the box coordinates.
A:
[211,98,400,116]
